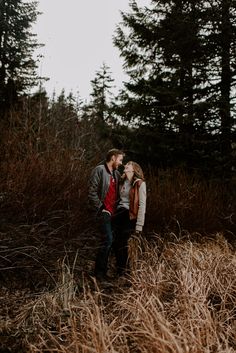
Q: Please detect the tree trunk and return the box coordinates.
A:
[220,0,232,166]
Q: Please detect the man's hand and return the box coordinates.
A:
[102,209,111,216]
[135,230,142,236]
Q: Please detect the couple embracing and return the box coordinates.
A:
[88,149,147,282]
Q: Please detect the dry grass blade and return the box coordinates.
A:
[3,233,236,352]
[128,234,143,272]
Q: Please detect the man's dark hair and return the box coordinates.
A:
[106,148,125,162]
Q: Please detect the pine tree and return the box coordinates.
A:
[0,0,41,112]
[114,0,207,132]
[204,0,236,161]
[89,62,115,123]
[78,64,115,155]
[114,0,236,172]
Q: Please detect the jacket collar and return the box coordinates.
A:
[104,162,116,178]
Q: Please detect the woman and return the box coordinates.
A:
[113,161,147,275]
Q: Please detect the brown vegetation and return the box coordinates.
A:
[2,234,236,352]
[0,101,236,352]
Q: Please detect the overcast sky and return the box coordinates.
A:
[32,0,148,102]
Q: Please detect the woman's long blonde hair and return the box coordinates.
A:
[121,161,145,184]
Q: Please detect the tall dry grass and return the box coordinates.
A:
[146,168,235,234]
[0,100,103,291]
[2,233,235,352]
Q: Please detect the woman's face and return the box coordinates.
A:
[124,163,134,177]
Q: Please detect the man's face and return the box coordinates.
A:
[112,154,123,169]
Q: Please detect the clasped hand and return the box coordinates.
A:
[102,209,111,216]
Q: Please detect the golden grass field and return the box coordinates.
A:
[2,233,236,352]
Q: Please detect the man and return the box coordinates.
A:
[88,148,124,281]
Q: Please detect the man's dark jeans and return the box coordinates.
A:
[94,211,113,277]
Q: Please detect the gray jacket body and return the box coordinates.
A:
[88,163,120,213]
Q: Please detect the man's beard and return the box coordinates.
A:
[112,161,117,170]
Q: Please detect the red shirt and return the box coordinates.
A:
[103,175,117,215]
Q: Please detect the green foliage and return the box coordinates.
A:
[0,0,41,112]
[87,62,115,123]
[113,0,236,173]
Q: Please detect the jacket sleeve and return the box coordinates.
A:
[88,166,103,211]
[136,182,147,232]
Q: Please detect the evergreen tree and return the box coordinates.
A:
[0,0,41,112]
[114,0,236,172]
[114,1,206,131]
[89,63,114,123]
[78,64,116,157]
[203,0,236,161]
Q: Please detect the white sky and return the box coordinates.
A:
[32,0,148,102]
